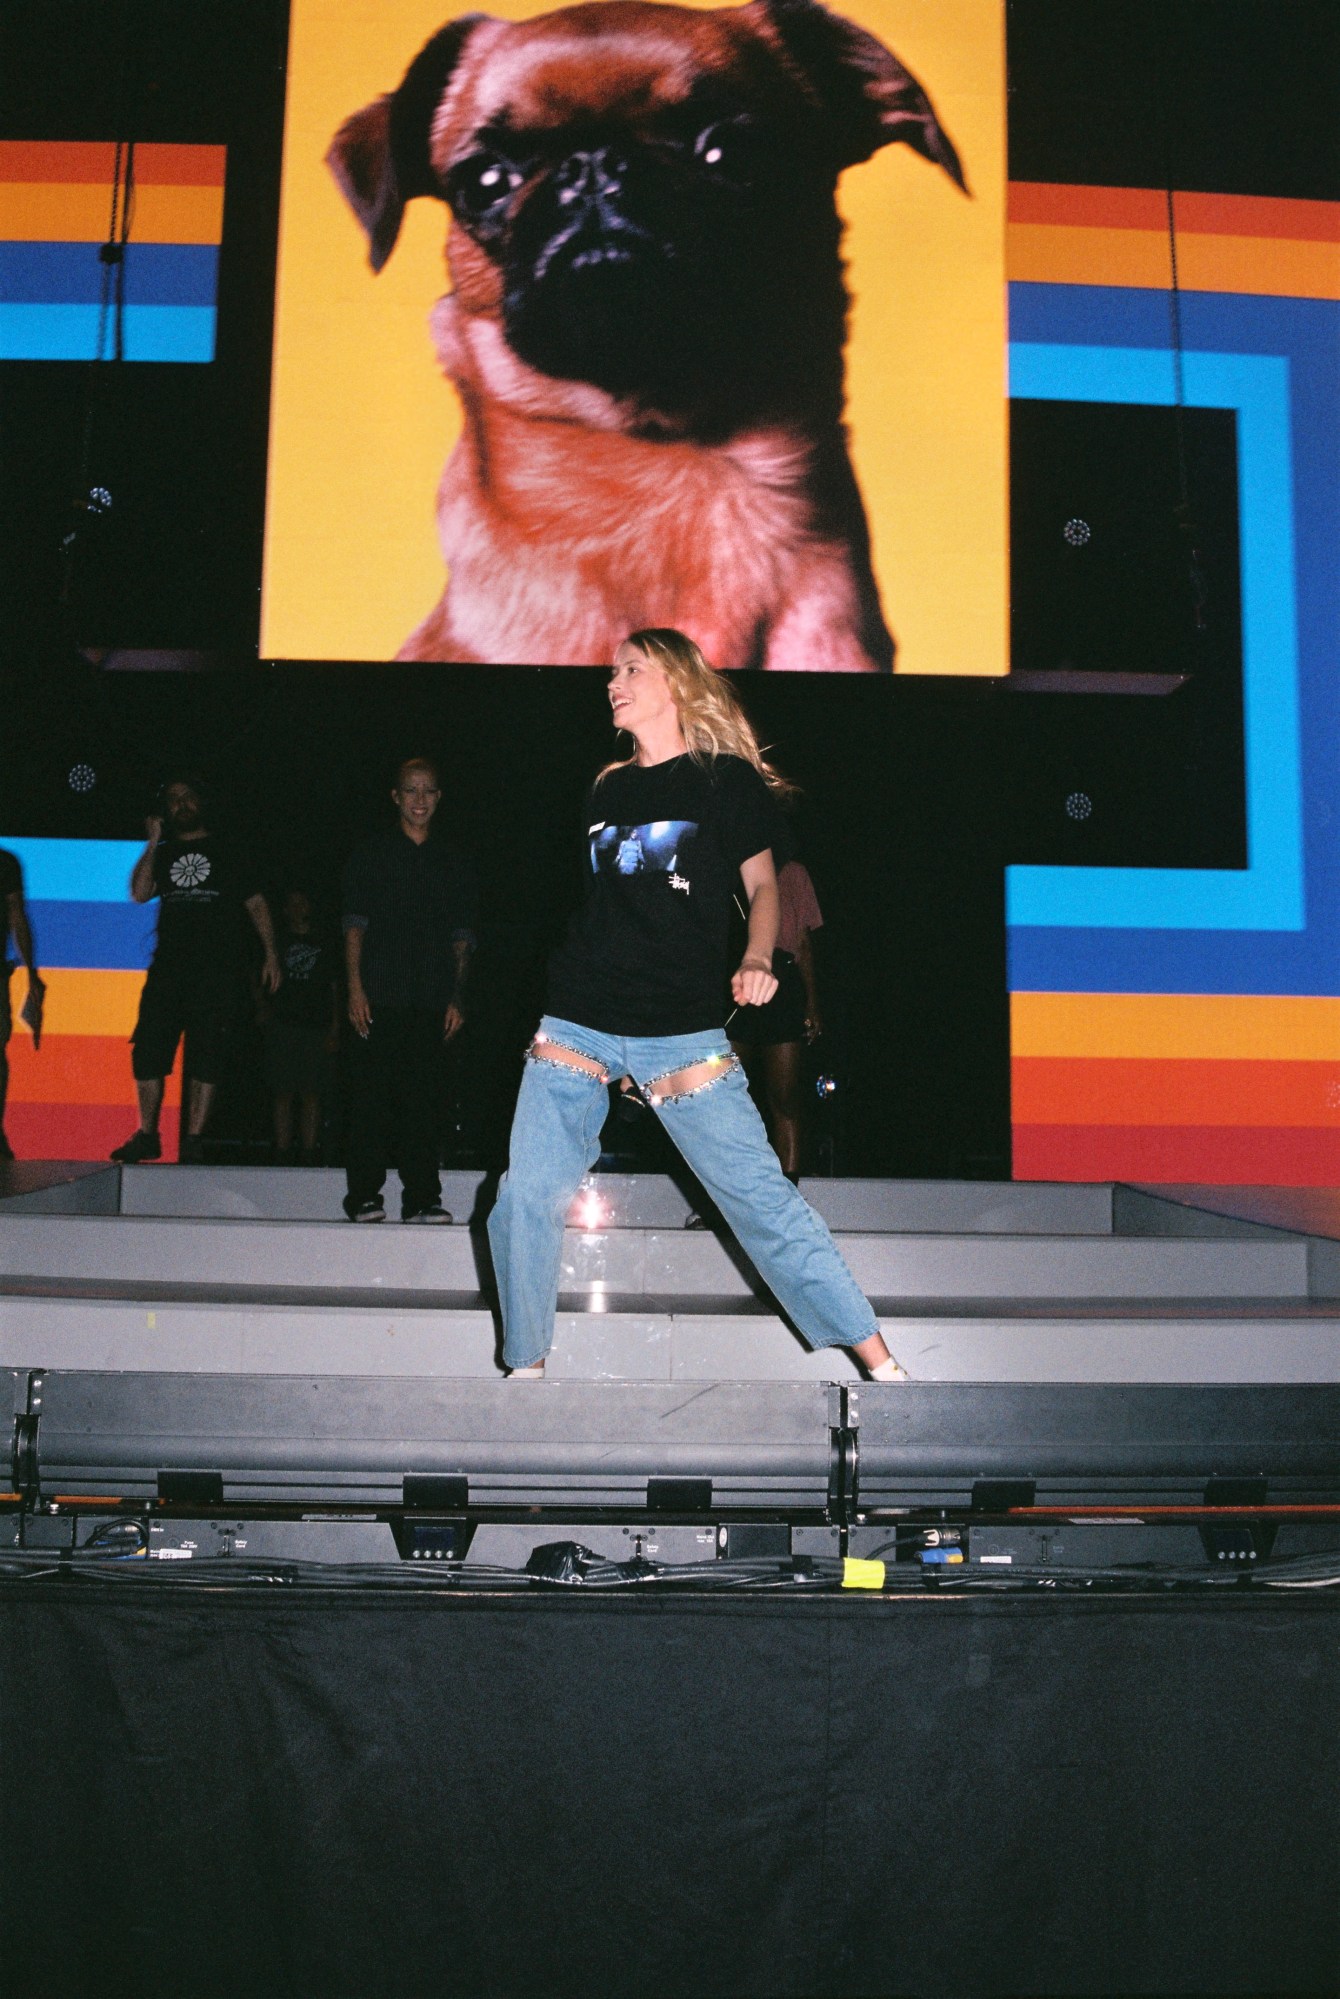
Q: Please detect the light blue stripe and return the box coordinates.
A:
[0,302,216,361]
[1005,343,1303,932]
[0,838,142,903]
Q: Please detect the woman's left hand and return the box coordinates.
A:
[731,955,778,1009]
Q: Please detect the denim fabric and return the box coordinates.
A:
[488,1014,880,1369]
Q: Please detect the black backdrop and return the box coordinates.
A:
[1,1584,1336,1999]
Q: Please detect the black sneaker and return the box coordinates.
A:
[403,1203,452,1224]
[343,1196,386,1223]
[111,1130,162,1164]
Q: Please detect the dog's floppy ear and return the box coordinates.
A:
[752,0,966,189]
[327,15,489,271]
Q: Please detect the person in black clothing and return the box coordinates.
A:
[259,886,339,1165]
[341,757,476,1223]
[489,628,906,1381]
[0,848,45,1161]
[111,777,281,1165]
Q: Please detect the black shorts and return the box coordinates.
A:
[131,957,237,1084]
[728,950,808,1048]
[1,965,11,1049]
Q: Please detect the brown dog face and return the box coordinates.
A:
[330,0,963,437]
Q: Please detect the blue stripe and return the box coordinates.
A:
[0,241,219,307]
[26,900,156,971]
[0,301,216,361]
[0,839,142,902]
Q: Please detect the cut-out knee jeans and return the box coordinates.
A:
[487,1014,880,1369]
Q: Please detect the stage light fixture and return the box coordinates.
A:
[1065,791,1093,821]
[87,487,113,515]
[1063,518,1091,546]
[815,1075,838,1099]
[68,764,97,794]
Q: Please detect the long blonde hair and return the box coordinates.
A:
[599,628,796,798]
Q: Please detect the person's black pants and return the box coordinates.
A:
[344,1007,443,1215]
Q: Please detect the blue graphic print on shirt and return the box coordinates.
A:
[589,820,698,877]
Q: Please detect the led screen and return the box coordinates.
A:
[262,0,1006,670]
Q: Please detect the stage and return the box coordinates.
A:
[2,1165,1338,1994]
[6,1162,1340,1387]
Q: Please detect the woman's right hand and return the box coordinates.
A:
[348,984,373,1037]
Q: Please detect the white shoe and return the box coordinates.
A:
[505,1362,545,1379]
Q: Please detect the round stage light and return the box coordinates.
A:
[87,486,113,514]
[1065,791,1093,821]
[815,1075,838,1099]
[1063,518,1091,546]
[68,763,97,794]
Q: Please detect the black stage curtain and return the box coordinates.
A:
[0,1587,1336,1999]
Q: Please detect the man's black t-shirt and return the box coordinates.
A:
[546,754,779,1036]
[150,836,255,966]
[270,931,337,1029]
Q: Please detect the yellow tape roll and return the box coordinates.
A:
[841,1558,886,1590]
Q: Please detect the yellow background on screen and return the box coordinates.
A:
[262,0,1006,671]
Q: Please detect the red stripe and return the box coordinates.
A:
[1008,182,1166,230]
[1008,182,1340,244]
[0,140,225,186]
[1175,190,1340,243]
[5,1101,179,1163]
[1014,1123,1340,1186]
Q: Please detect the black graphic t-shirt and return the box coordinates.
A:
[270,931,337,1029]
[546,754,780,1035]
[150,836,256,966]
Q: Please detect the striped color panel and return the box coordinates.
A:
[1008,183,1340,300]
[1012,995,1340,1186]
[0,141,225,361]
[3,840,180,1161]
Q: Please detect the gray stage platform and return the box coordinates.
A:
[2,1164,1339,1383]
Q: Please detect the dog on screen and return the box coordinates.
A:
[328,0,965,667]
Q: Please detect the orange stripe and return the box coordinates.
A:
[1176,232,1340,300]
[1007,222,1170,288]
[1011,993,1340,1063]
[1008,220,1340,299]
[1013,1057,1340,1128]
[5,1034,180,1107]
[30,969,150,1038]
[1008,183,1166,231]
[0,182,224,244]
[0,141,225,186]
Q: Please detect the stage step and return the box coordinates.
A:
[1,1292,1338,1383]
[0,1212,1318,1301]
[0,1164,1124,1234]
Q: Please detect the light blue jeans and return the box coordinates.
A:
[488,1015,880,1369]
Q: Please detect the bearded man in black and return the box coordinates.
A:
[111,776,280,1164]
